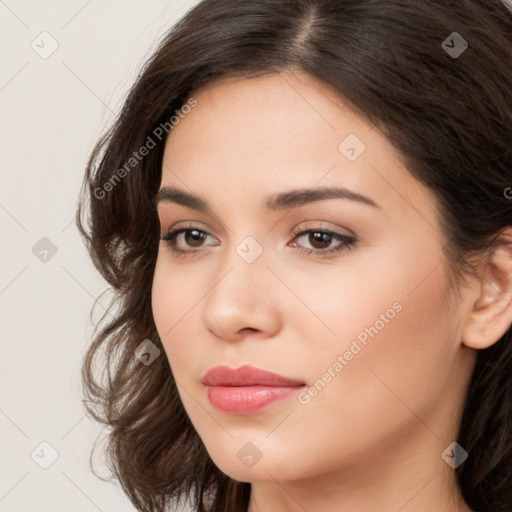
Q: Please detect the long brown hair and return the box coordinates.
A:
[76,1,512,511]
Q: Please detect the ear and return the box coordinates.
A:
[462,228,512,350]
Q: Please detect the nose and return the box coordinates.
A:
[201,243,282,342]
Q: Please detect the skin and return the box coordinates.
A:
[151,70,512,512]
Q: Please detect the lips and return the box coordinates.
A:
[201,364,305,387]
[201,365,305,414]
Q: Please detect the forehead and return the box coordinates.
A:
[161,71,435,221]
[164,71,378,166]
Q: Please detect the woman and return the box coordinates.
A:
[76,1,512,511]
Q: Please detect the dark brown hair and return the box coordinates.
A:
[76,1,512,511]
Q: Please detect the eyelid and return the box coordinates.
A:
[291,220,355,238]
[157,206,227,237]
[159,219,217,237]
[160,224,219,245]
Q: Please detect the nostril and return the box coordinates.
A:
[239,327,258,335]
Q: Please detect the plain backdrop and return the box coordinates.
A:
[0,1,201,511]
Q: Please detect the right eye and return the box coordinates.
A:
[160,227,219,256]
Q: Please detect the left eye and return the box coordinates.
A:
[290,229,357,256]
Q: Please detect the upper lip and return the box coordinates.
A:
[201,365,305,387]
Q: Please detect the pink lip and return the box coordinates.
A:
[202,365,304,387]
[202,365,305,414]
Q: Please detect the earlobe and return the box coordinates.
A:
[461,228,512,350]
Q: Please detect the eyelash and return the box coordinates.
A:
[159,222,357,258]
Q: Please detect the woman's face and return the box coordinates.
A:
[152,71,477,484]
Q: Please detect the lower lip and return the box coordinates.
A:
[206,385,304,414]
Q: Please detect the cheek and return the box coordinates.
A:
[276,238,441,368]
[151,255,203,328]
[151,259,193,356]
[151,260,174,339]
[151,256,213,378]
[289,241,456,428]
[262,271,455,478]
[302,259,455,438]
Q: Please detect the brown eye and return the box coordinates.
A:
[184,229,207,247]
[160,227,218,256]
[290,227,357,257]
[307,231,332,250]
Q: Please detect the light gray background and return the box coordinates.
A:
[0,1,200,510]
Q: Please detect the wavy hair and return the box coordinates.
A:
[76,1,512,511]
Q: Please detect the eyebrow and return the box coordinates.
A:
[154,185,381,213]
